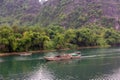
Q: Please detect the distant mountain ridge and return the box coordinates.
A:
[0,0,120,30]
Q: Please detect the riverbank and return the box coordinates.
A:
[0,50,56,57]
[0,46,102,57]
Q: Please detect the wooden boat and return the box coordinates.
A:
[44,54,71,61]
[44,56,61,61]
[19,52,32,56]
[44,52,81,61]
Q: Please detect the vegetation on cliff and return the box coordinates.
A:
[1,0,120,29]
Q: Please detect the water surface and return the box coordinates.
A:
[0,47,120,80]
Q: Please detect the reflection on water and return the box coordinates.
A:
[27,64,55,80]
[13,56,44,61]
[0,58,4,63]
[107,68,120,79]
[92,68,120,80]
[0,47,120,80]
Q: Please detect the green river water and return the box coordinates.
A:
[0,47,120,80]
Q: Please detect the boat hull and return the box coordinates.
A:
[71,55,81,59]
[44,53,81,61]
[44,57,61,61]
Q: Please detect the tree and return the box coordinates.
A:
[105,28,120,45]
[22,31,33,51]
[64,29,77,48]
[46,25,64,39]
[0,26,17,52]
[53,33,65,49]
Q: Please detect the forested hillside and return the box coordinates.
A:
[1,0,120,29]
[38,0,120,29]
[0,0,41,26]
[0,0,120,52]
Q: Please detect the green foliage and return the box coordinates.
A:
[64,29,76,43]
[53,33,65,49]
[0,24,120,52]
[0,0,120,29]
[1,0,120,53]
[101,17,115,28]
[105,28,120,45]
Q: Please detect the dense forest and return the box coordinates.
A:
[1,0,120,30]
[0,24,120,53]
[0,0,120,53]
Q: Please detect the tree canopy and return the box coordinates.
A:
[0,24,120,53]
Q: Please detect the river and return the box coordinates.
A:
[0,47,120,80]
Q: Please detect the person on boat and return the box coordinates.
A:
[56,55,61,57]
[76,52,81,54]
